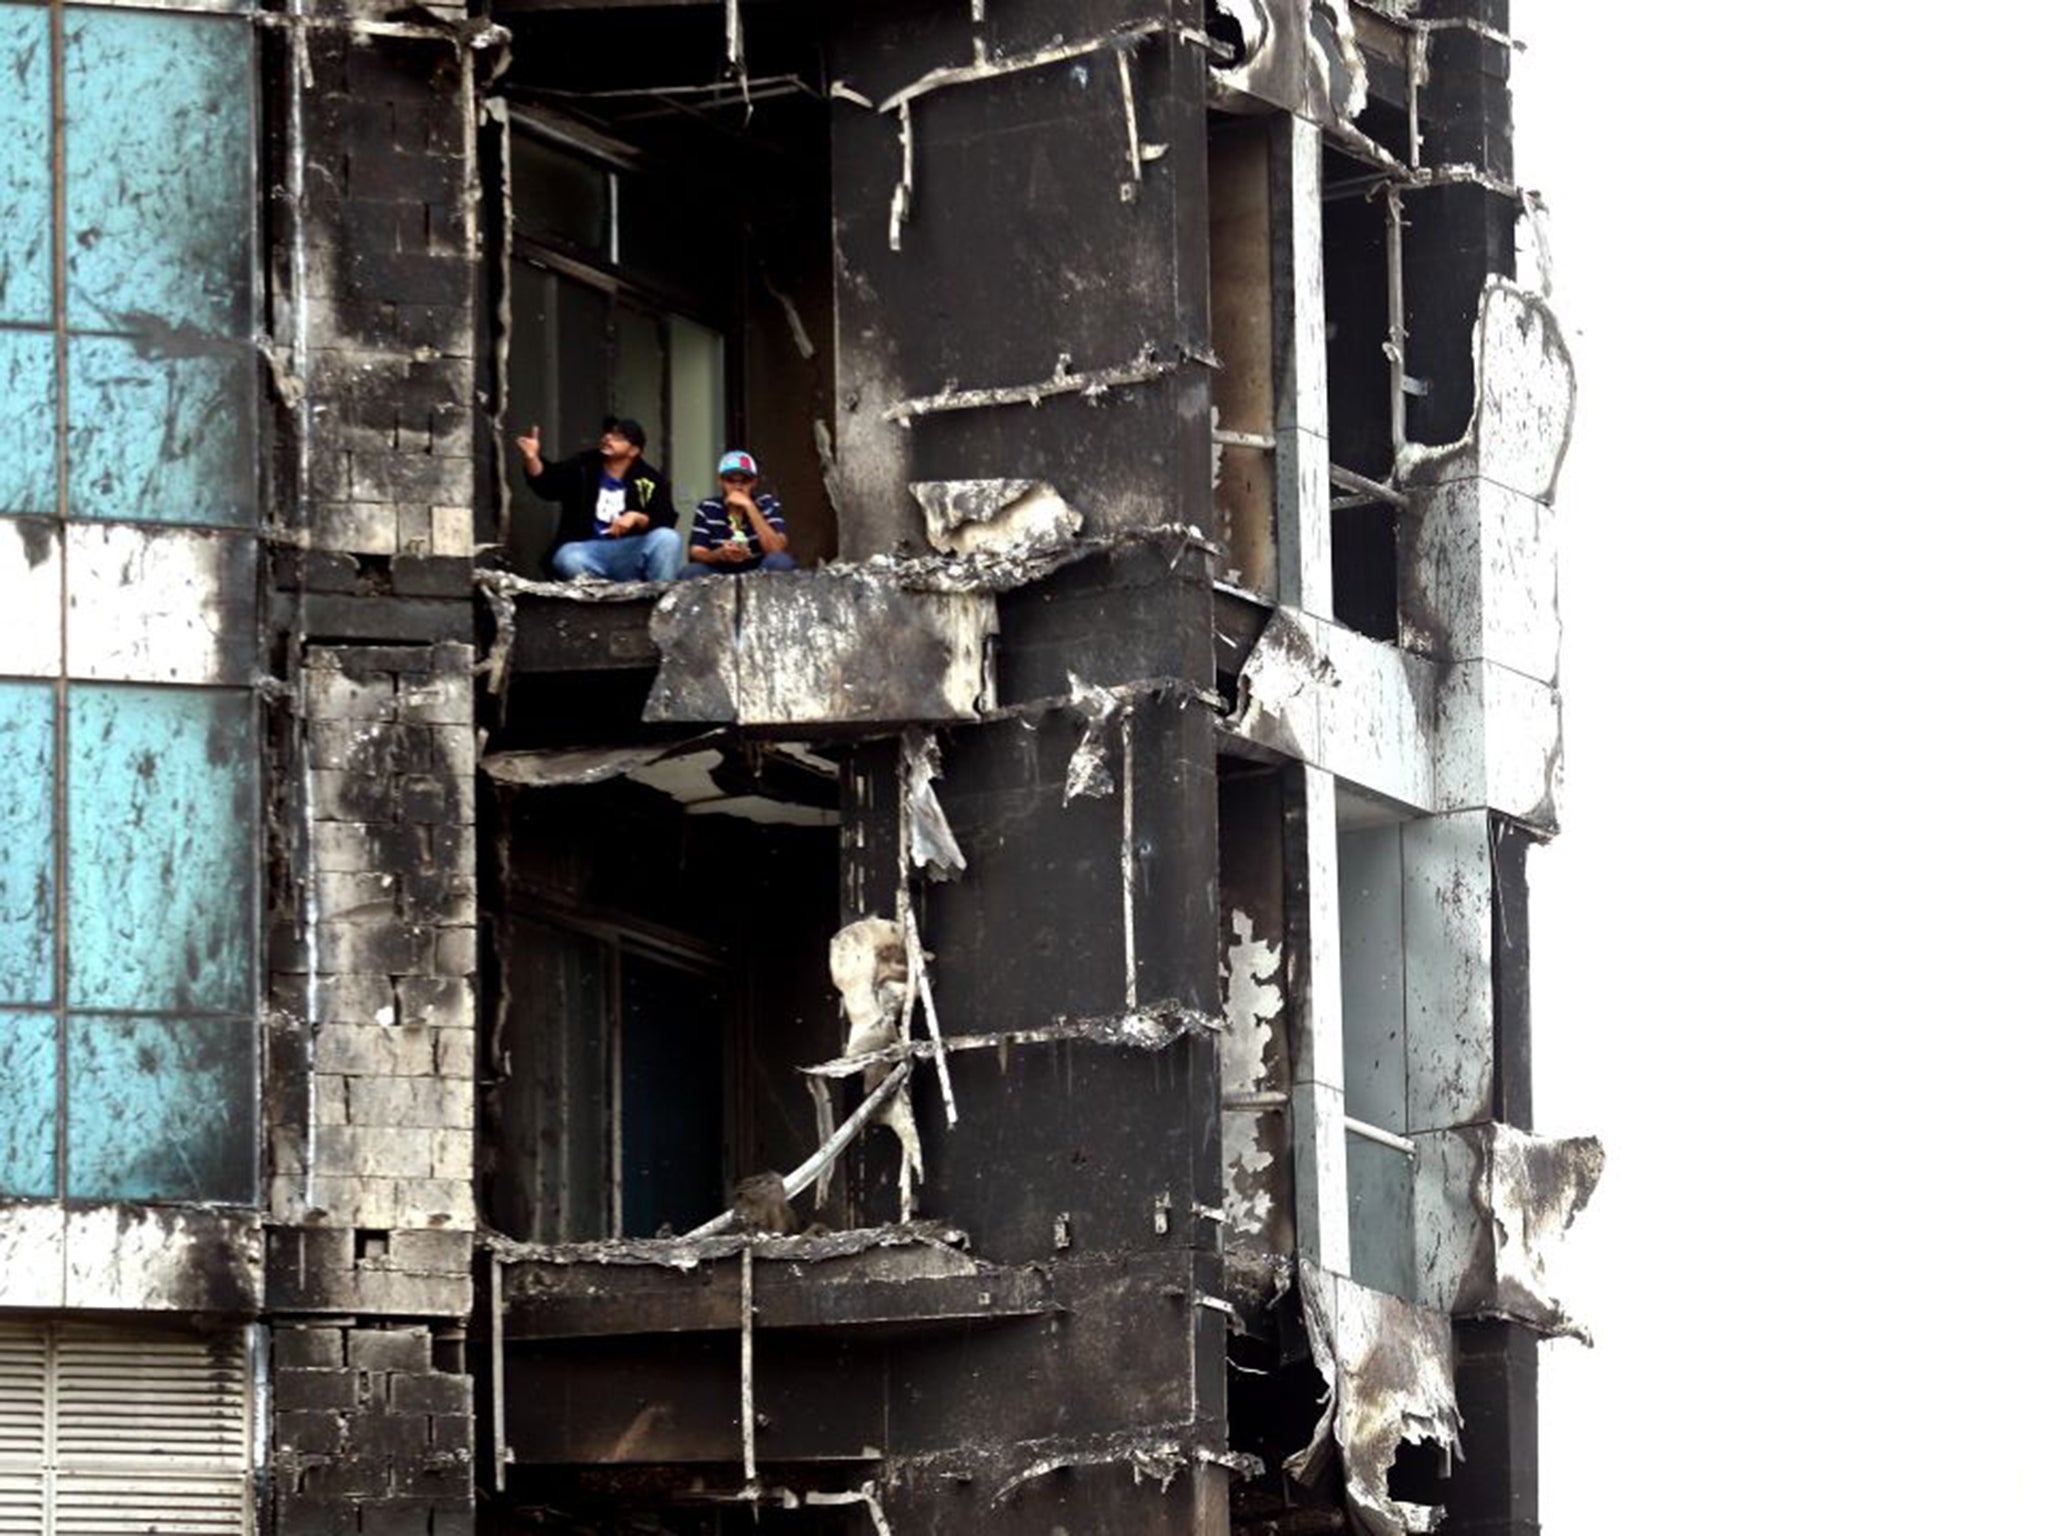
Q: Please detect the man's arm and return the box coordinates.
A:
[688,501,741,564]
[737,491,789,556]
[515,425,571,498]
[644,471,679,531]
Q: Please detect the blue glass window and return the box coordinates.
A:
[0,4,259,1207]
[0,6,52,327]
[67,1014,255,1203]
[0,1012,58,1197]
[0,682,57,1005]
[66,685,255,1014]
[0,2,255,531]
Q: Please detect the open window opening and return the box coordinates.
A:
[493,3,836,576]
[480,745,845,1244]
[1322,150,1401,642]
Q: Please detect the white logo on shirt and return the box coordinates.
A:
[596,484,627,526]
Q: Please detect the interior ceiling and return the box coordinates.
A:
[497,2,826,157]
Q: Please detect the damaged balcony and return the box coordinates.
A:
[477,564,997,741]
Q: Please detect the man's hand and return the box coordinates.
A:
[515,424,543,476]
[605,511,649,538]
[723,485,757,513]
[720,539,751,563]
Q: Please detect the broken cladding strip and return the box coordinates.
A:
[249,10,511,50]
[883,344,1222,426]
[867,19,1215,251]
[990,1437,1263,1505]
[872,18,1222,116]
[799,1008,1226,1079]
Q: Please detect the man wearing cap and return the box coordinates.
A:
[516,417,685,581]
[682,450,797,578]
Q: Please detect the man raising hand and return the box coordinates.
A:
[519,417,684,582]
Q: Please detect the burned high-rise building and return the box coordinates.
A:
[0,1,1597,1532]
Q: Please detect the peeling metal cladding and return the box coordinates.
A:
[0,1202,262,1312]
[644,569,995,727]
[901,729,967,876]
[909,477,1083,556]
[1411,1124,1604,1339]
[1060,675,1123,804]
[1220,907,1288,1246]
[1304,0,1372,126]
[1290,1261,1461,1536]
[1228,605,1436,815]
[1396,280,1578,505]
[1209,0,1302,111]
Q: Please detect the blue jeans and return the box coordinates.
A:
[551,527,685,581]
[679,551,798,578]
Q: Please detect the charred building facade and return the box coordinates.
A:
[0,1,1596,1532]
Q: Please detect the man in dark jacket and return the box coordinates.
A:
[517,417,684,581]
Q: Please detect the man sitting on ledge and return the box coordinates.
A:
[682,450,797,577]
[518,417,684,582]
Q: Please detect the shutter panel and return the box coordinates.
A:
[0,1322,250,1536]
[0,1322,49,1536]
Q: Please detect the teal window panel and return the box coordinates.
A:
[0,6,53,325]
[0,330,58,516]
[65,1013,254,1202]
[66,335,255,526]
[1346,1133,1417,1301]
[65,685,254,1013]
[62,9,252,337]
[0,682,56,1006]
[0,1011,58,1196]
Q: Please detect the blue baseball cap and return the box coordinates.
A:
[717,450,759,478]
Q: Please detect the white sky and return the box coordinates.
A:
[1510,4,2048,1528]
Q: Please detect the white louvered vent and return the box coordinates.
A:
[0,1324,48,1467]
[53,1474,250,1535]
[0,1321,251,1536]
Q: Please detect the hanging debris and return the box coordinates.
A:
[901,728,967,878]
[1288,1262,1462,1536]
[910,478,1083,558]
[1063,676,1124,804]
[830,917,924,1221]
